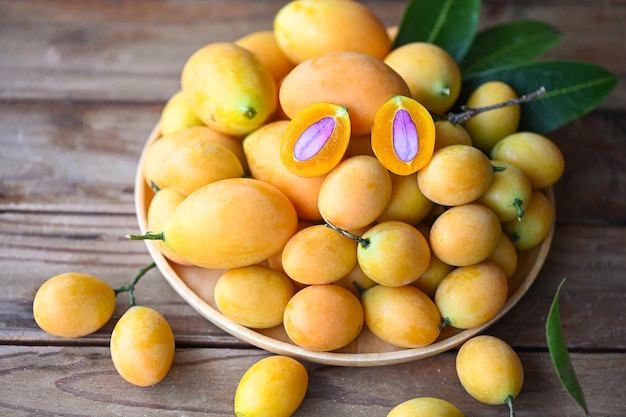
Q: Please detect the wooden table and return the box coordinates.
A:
[1,1,624,416]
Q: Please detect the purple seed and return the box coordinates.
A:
[392,109,418,162]
[294,116,336,161]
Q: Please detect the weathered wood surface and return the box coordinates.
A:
[1,1,625,416]
[1,346,625,417]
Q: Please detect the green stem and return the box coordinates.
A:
[513,198,526,221]
[126,231,165,241]
[114,262,157,306]
[325,220,370,248]
[352,281,366,296]
[447,86,547,125]
[505,395,516,417]
[150,181,161,192]
[493,165,507,173]
[437,317,452,330]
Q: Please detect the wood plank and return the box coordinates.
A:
[1,1,624,108]
[2,211,624,350]
[0,101,159,213]
[0,346,624,416]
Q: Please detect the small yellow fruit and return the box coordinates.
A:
[33,272,115,338]
[234,355,308,417]
[456,335,524,406]
[159,90,204,136]
[181,42,277,136]
[387,397,464,417]
[110,306,175,387]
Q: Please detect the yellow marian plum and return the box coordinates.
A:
[435,262,508,329]
[141,126,244,196]
[181,42,277,136]
[279,51,411,135]
[503,189,554,251]
[377,172,434,225]
[371,95,436,176]
[387,397,465,417]
[33,272,115,338]
[318,155,392,231]
[463,81,520,153]
[491,131,565,189]
[283,284,364,351]
[214,265,295,329]
[456,335,524,409]
[110,306,175,387]
[429,204,501,267]
[234,355,308,417]
[434,120,472,150]
[159,90,204,136]
[235,30,295,83]
[129,178,298,269]
[362,285,441,348]
[417,144,494,207]
[273,0,391,64]
[486,232,519,280]
[357,221,431,287]
[280,102,351,177]
[243,120,325,221]
[384,42,462,116]
[281,224,358,285]
[477,160,532,222]
[147,187,191,265]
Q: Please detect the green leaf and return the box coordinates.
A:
[460,20,563,77]
[546,279,592,417]
[393,0,481,62]
[461,60,619,133]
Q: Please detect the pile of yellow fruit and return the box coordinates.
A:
[33,0,567,415]
[141,0,562,351]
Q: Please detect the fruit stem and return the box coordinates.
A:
[325,220,370,248]
[114,262,157,307]
[150,181,161,192]
[437,317,452,330]
[513,198,526,221]
[126,231,165,241]
[352,281,366,296]
[447,86,547,125]
[505,394,516,417]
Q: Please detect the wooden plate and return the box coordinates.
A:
[134,123,555,367]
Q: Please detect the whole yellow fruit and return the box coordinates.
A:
[159,90,204,136]
[234,355,308,417]
[490,131,565,189]
[384,42,461,115]
[181,42,277,136]
[110,306,175,387]
[235,30,295,83]
[214,265,295,329]
[462,81,520,153]
[387,397,464,417]
[456,335,524,406]
[33,272,115,338]
[274,0,390,64]
[139,178,298,269]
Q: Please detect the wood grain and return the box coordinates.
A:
[1,1,624,107]
[1,346,625,417]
